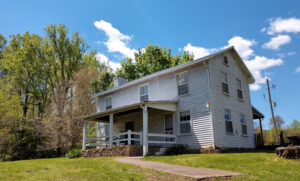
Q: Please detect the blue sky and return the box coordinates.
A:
[1,0,300,129]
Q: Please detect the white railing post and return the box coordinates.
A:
[128,130,131,145]
[82,121,87,151]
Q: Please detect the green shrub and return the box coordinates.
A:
[165,145,188,155]
[65,149,82,159]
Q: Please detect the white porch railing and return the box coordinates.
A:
[85,135,109,147]
[113,130,142,145]
[85,131,176,148]
[148,133,177,144]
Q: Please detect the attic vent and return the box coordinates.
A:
[113,76,127,88]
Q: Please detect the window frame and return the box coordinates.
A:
[223,55,229,66]
[105,96,112,110]
[240,114,247,135]
[236,79,243,100]
[139,83,149,102]
[179,110,192,135]
[176,71,190,96]
[224,109,233,134]
[222,71,229,95]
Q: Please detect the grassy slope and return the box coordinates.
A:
[0,157,190,181]
[143,151,300,181]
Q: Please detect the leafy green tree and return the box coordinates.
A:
[0,34,6,57]
[290,119,300,129]
[2,32,48,117]
[91,70,114,93]
[40,24,87,153]
[117,44,193,82]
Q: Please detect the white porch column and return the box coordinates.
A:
[82,121,87,151]
[142,106,148,156]
[109,113,114,147]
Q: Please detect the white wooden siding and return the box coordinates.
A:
[175,65,214,149]
[209,51,255,148]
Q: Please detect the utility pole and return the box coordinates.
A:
[266,79,279,144]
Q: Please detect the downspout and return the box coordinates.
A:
[207,60,216,149]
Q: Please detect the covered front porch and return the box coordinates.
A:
[80,101,177,156]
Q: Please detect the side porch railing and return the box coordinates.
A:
[85,130,177,148]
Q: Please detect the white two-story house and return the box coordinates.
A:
[79,46,263,156]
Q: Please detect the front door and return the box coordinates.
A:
[164,114,174,142]
[125,121,134,131]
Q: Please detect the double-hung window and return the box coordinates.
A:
[240,114,247,135]
[236,79,243,99]
[140,84,148,101]
[225,109,233,133]
[106,96,112,110]
[222,72,229,94]
[179,111,191,134]
[177,72,189,96]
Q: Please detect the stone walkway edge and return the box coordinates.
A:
[115,157,244,180]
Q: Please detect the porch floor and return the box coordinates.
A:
[115,157,244,180]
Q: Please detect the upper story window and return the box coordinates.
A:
[240,114,247,135]
[225,109,233,133]
[223,55,229,66]
[222,72,229,94]
[176,72,189,96]
[106,96,112,110]
[236,79,243,100]
[179,111,191,134]
[140,84,148,101]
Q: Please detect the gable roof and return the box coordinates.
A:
[92,46,255,98]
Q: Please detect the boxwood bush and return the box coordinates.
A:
[65,149,82,159]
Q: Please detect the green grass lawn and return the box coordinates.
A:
[1,151,299,181]
[143,150,300,181]
[0,157,190,181]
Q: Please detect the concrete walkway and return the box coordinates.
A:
[115,157,244,180]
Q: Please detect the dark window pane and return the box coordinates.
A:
[226,120,233,133]
[222,82,229,94]
[237,89,243,99]
[180,122,191,134]
[242,124,247,135]
[140,95,148,102]
[178,83,189,95]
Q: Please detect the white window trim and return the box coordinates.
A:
[236,79,243,100]
[139,83,149,100]
[178,110,192,135]
[105,96,112,110]
[224,108,233,134]
[221,71,229,95]
[176,71,189,96]
[240,114,247,136]
[223,55,229,66]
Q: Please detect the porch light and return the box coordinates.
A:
[206,103,210,108]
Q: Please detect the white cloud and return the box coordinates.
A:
[183,36,283,91]
[183,43,217,59]
[265,17,300,35]
[262,35,291,50]
[225,36,256,59]
[288,51,296,56]
[95,53,121,71]
[244,56,283,90]
[94,20,136,59]
[295,67,300,73]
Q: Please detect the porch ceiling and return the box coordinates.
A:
[77,100,177,122]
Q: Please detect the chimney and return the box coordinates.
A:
[113,76,127,88]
